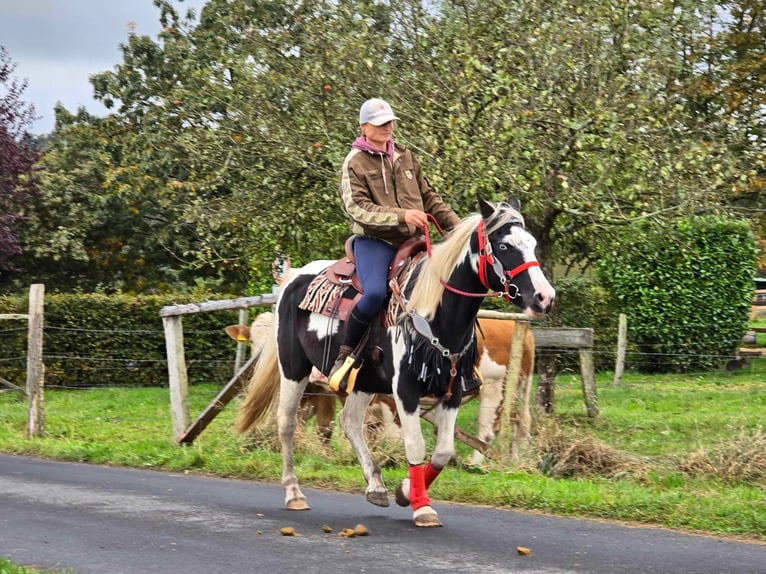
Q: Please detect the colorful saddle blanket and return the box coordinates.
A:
[298,236,425,325]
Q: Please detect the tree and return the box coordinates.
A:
[695,1,766,268]
[84,0,404,291]
[396,0,743,275]
[0,46,38,273]
[12,106,191,292]
[16,0,761,296]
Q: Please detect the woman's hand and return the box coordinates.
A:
[403,209,429,230]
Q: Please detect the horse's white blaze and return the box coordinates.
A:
[505,227,556,317]
[506,226,537,255]
[528,266,556,311]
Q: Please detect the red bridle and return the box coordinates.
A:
[430,216,540,302]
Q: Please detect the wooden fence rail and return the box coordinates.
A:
[532,325,599,418]
[159,293,278,440]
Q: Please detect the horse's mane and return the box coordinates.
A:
[406,203,524,319]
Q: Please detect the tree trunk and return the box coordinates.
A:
[536,352,558,414]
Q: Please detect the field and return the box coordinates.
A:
[1,356,765,541]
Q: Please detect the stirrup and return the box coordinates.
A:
[345,365,361,394]
[328,355,357,394]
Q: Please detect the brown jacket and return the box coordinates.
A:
[339,142,460,246]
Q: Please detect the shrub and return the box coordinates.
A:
[547,274,619,371]
[597,216,756,373]
[0,291,263,388]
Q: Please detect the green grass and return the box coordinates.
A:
[1,358,765,541]
[0,557,73,574]
[749,318,766,345]
[0,558,33,574]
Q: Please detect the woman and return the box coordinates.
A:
[329,98,461,391]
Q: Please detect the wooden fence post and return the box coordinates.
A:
[163,315,190,440]
[499,320,530,459]
[614,313,627,386]
[474,310,533,460]
[579,347,599,417]
[233,308,249,375]
[26,284,45,438]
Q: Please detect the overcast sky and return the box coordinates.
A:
[0,0,207,135]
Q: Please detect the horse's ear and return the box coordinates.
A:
[507,196,521,212]
[477,195,496,219]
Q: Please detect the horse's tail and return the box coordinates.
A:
[235,317,281,434]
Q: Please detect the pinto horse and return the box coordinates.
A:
[230,313,536,457]
[235,196,554,527]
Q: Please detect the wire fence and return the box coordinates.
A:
[2,321,764,455]
[2,321,762,390]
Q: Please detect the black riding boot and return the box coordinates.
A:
[328,308,372,393]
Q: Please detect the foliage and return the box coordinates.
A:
[597,215,757,372]
[0,291,259,388]
[547,274,618,370]
[8,105,234,294]
[6,0,762,296]
[686,0,766,266]
[406,0,744,275]
[0,46,38,273]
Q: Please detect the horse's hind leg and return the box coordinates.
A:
[312,389,337,446]
[278,376,310,510]
[340,391,389,507]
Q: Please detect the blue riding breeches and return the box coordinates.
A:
[352,236,397,318]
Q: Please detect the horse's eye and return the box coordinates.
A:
[498,243,508,251]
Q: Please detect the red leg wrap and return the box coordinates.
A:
[408,464,430,510]
[424,462,442,487]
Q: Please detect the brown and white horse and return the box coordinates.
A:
[235,197,554,527]
[472,317,536,463]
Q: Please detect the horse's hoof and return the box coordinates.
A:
[286,498,310,511]
[394,479,410,507]
[413,506,441,527]
[366,491,389,507]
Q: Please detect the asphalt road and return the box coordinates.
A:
[1,454,764,574]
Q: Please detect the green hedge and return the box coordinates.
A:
[0,292,267,389]
[597,215,756,373]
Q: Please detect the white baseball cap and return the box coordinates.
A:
[359,98,399,126]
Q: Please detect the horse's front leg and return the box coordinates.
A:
[278,377,310,510]
[339,391,389,507]
[394,397,448,527]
